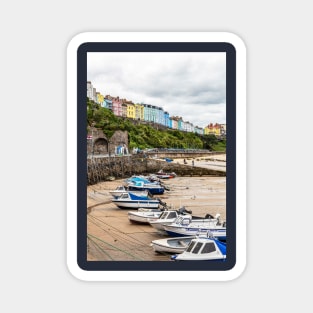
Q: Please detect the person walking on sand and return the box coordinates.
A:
[192,160,194,166]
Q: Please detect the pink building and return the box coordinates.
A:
[112,97,123,117]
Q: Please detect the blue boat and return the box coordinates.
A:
[111,191,161,209]
[126,176,165,195]
[171,236,226,261]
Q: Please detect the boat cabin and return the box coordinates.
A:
[158,210,178,220]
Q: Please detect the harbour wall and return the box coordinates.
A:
[87,154,226,185]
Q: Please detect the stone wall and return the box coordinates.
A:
[87,128,129,155]
[87,155,225,185]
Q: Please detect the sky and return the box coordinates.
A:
[87,52,226,128]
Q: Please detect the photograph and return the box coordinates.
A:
[85,49,229,266]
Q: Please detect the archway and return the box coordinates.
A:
[93,138,108,154]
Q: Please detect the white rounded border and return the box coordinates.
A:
[67,32,246,281]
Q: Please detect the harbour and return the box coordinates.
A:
[87,155,226,261]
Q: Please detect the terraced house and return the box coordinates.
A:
[87,81,216,135]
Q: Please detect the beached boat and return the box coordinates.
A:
[128,208,163,224]
[109,185,149,198]
[171,236,226,261]
[148,207,215,233]
[155,169,176,179]
[127,180,165,195]
[163,214,226,241]
[150,236,196,254]
[111,191,161,209]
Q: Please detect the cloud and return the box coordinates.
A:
[87,52,226,127]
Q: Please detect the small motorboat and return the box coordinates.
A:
[111,191,161,209]
[150,236,196,254]
[155,169,176,179]
[171,235,226,261]
[126,176,166,195]
[128,208,163,224]
[109,185,150,198]
[148,207,215,234]
[163,214,226,241]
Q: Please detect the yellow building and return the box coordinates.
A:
[134,103,144,120]
[126,101,136,119]
[96,92,104,105]
[204,123,222,136]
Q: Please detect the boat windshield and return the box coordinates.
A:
[167,212,177,219]
[186,241,196,252]
[201,242,216,254]
[191,242,203,254]
[175,216,191,225]
[160,212,168,219]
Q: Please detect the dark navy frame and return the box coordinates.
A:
[77,42,236,271]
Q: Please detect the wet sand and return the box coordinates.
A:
[87,155,226,261]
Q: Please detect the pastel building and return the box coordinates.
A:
[164,111,170,128]
[143,104,153,122]
[112,96,123,117]
[96,92,105,106]
[194,126,204,135]
[104,97,113,110]
[125,100,136,119]
[170,117,178,130]
[204,123,222,136]
[157,106,165,125]
[134,103,144,120]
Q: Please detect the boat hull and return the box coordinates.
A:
[112,200,160,209]
[128,211,162,224]
[164,226,226,241]
[127,185,165,195]
[151,236,196,254]
[109,190,148,198]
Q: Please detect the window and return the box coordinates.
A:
[201,242,216,254]
[186,241,196,252]
[192,242,203,254]
[168,212,177,219]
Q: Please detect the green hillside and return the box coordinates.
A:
[87,99,226,151]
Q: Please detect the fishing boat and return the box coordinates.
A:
[163,214,226,241]
[111,191,161,209]
[171,235,226,261]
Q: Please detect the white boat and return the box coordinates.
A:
[149,207,215,234]
[128,208,163,224]
[111,191,161,209]
[150,236,196,254]
[171,236,226,261]
[163,214,226,241]
[109,185,149,198]
[148,210,180,232]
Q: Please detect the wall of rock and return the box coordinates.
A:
[87,155,225,185]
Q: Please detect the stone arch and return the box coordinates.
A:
[93,137,108,154]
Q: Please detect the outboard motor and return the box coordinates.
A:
[178,206,192,215]
[204,213,215,219]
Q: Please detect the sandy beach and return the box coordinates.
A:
[87,154,226,261]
